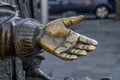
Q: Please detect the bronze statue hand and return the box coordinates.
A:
[37,15,98,61]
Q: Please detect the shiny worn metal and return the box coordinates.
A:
[37,16,98,61]
[0,13,98,61]
[0,3,98,61]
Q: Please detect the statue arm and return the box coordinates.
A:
[0,15,98,61]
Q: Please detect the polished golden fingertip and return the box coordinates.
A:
[87,45,96,51]
[79,50,87,56]
[70,55,78,59]
[61,15,84,27]
[93,40,99,46]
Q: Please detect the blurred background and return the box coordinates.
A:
[35,0,120,80]
[36,0,117,22]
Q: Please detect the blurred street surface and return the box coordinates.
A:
[40,19,120,80]
[49,14,115,20]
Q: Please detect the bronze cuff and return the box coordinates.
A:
[14,18,43,59]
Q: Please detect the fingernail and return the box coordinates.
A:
[71,55,78,59]
[78,15,84,19]
[80,51,87,56]
[93,40,98,46]
[89,45,96,50]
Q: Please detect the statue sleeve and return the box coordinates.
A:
[0,2,44,59]
[13,18,44,59]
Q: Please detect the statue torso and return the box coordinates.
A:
[0,18,16,58]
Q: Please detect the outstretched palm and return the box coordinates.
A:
[37,15,98,61]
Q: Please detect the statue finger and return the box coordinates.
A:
[65,30,79,43]
[69,49,87,56]
[59,53,78,61]
[55,46,69,55]
[63,41,76,48]
[76,43,96,51]
[54,47,78,60]
[79,35,98,46]
[61,15,84,27]
[54,42,76,54]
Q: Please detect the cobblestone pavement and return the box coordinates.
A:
[40,19,120,80]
